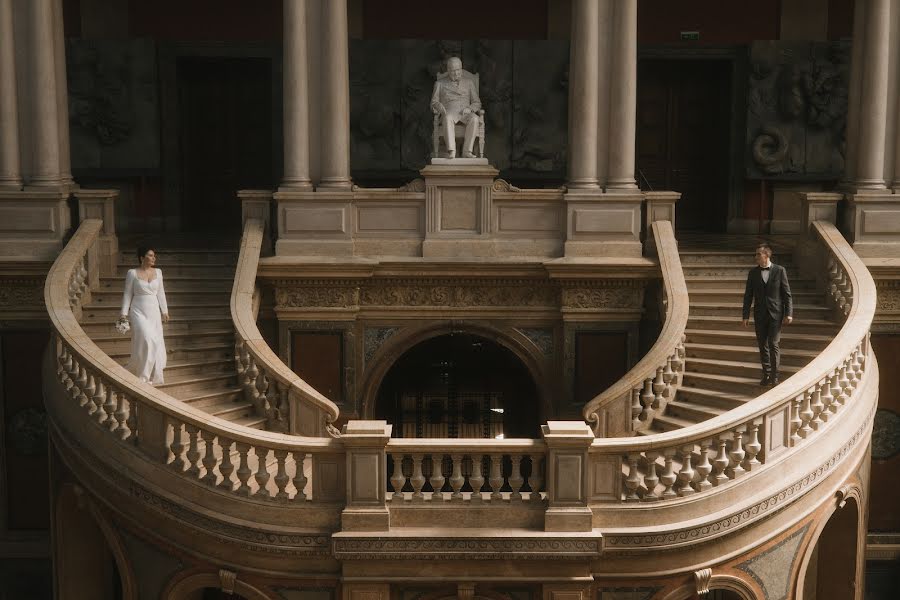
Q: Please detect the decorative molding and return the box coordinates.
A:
[517,328,554,356]
[359,282,559,309]
[694,568,712,595]
[364,327,400,365]
[561,286,644,311]
[492,179,521,193]
[276,285,360,309]
[219,569,237,595]
[0,278,45,310]
[332,537,602,560]
[604,404,874,550]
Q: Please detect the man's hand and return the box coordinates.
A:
[462,106,472,116]
[432,103,446,115]
[162,313,170,324]
[783,316,793,325]
[741,318,750,328]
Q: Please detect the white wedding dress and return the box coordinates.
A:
[120,268,168,384]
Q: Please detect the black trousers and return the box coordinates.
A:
[754,312,782,377]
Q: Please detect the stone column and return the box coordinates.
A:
[854,0,891,189]
[0,0,21,188]
[52,0,73,187]
[282,0,313,190]
[318,0,352,190]
[26,0,63,187]
[566,0,600,189]
[606,0,638,190]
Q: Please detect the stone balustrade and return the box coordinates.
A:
[582,220,689,436]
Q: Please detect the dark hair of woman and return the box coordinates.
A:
[136,246,156,264]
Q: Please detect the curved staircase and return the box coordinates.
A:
[78,246,266,428]
[647,247,841,433]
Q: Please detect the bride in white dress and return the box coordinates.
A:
[119,247,170,384]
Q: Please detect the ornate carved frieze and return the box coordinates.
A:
[561,280,645,311]
[275,283,361,310]
[332,536,602,561]
[875,280,900,318]
[360,281,558,308]
[0,278,45,312]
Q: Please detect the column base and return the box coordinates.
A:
[0,190,71,260]
[564,190,643,258]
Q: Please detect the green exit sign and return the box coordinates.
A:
[680,31,700,41]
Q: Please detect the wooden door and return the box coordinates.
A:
[178,57,274,232]
[637,60,731,232]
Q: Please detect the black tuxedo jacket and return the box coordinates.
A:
[742,263,793,321]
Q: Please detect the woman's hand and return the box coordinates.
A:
[162,313,170,324]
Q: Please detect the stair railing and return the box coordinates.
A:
[583,220,689,436]
[585,220,877,504]
[231,218,341,437]
[46,219,344,505]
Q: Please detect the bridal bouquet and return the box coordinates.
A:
[115,317,130,335]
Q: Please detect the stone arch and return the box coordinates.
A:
[54,483,137,600]
[359,320,551,423]
[661,574,758,600]
[796,486,865,600]
[163,570,273,600]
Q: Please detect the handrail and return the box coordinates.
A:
[231,218,341,437]
[46,219,342,504]
[583,220,688,436]
[586,220,876,501]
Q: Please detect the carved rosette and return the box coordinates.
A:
[561,281,645,312]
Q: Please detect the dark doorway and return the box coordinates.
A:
[375,333,541,438]
[637,59,732,232]
[177,57,274,232]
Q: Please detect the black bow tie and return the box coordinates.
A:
[760,267,770,271]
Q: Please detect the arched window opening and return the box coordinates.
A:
[375,333,541,439]
[803,499,861,600]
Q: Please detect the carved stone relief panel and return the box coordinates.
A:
[67,39,160,170]
[0,278,45,315]
[746,41,850,180]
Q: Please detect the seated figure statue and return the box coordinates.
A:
[431,57,484,159]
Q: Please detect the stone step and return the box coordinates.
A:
[181,387,245,410]
[684,276,817,291]
[89,289,231,306]
[680,370,763,394]
[648,412,697,432]
[687,289,822,305]
[80,316,232,337]
[106,343,235,364]
[207,398,258,422]
[163,358,236,378]
[101,276,232,291]
[688,302,830,318]
[92,330,235,354]
[683,356,802,378]
[81,303,230,318]
[118,250,237,266]
[686,315,836,334]
[682,265,802,278]
[115,263,236,277]
[157,373,239,396]
[684,342,816,367]
[684,328,832,352]
[663,400,725,423]
[675,385,754,410]
[679,252,794,265]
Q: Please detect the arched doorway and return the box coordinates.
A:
[802,498,861,600]
[375,333,541,438]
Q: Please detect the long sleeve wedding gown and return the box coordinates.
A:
[120,268,169,384]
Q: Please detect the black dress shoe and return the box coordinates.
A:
[770,376,780,386]
[759,375,770,386]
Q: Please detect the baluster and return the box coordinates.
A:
[489,455,504,501]
[712,437,730,485]
[660,448,677,499]
[643,451,660,501]
[625,454,641,502]
[236,341,250,385]
[848,349,861,389]
[529,456,544,503]
[201,430,218,485]
[170,422,186,471]
[631,388,642,429]
[828,370,842,415]
[104,386,117,431]
[254,447,271,498]
[256,371,270,415]
[125,398,138,442]
[508,455,524,501]
[83,374,97,414]
[789,395,802,446]
[75,365,89,407]
[91,377,106,422]
[640,379,654,420]
[652,366,665,408]
[292,451,308,501]
[58,345,72,388]
[410,454,425,502]
[274,450,290,500]
[726,427,746,479]
[449,454,465,501]
[245,358,260,405]
[743,420,762,471]
[799,389,814,438]
[429,454,445,501]
[218,438,234,491]
[65,351,79,394]
[114,391,129,439]
[389,454,405,500]
[695,439,713,492]
[837,361,852,406]
[663,356,675,386]
[185,425,201,477]
[809,382,826,427]
[470,455,485,502]
[235,443,252,496]
[275,381,290,426]
[676,445,696,496]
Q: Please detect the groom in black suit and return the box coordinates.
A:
[742,244,793,386]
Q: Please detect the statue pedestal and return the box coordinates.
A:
[420,163,500,258]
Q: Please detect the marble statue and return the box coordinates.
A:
[431,57,485,159]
